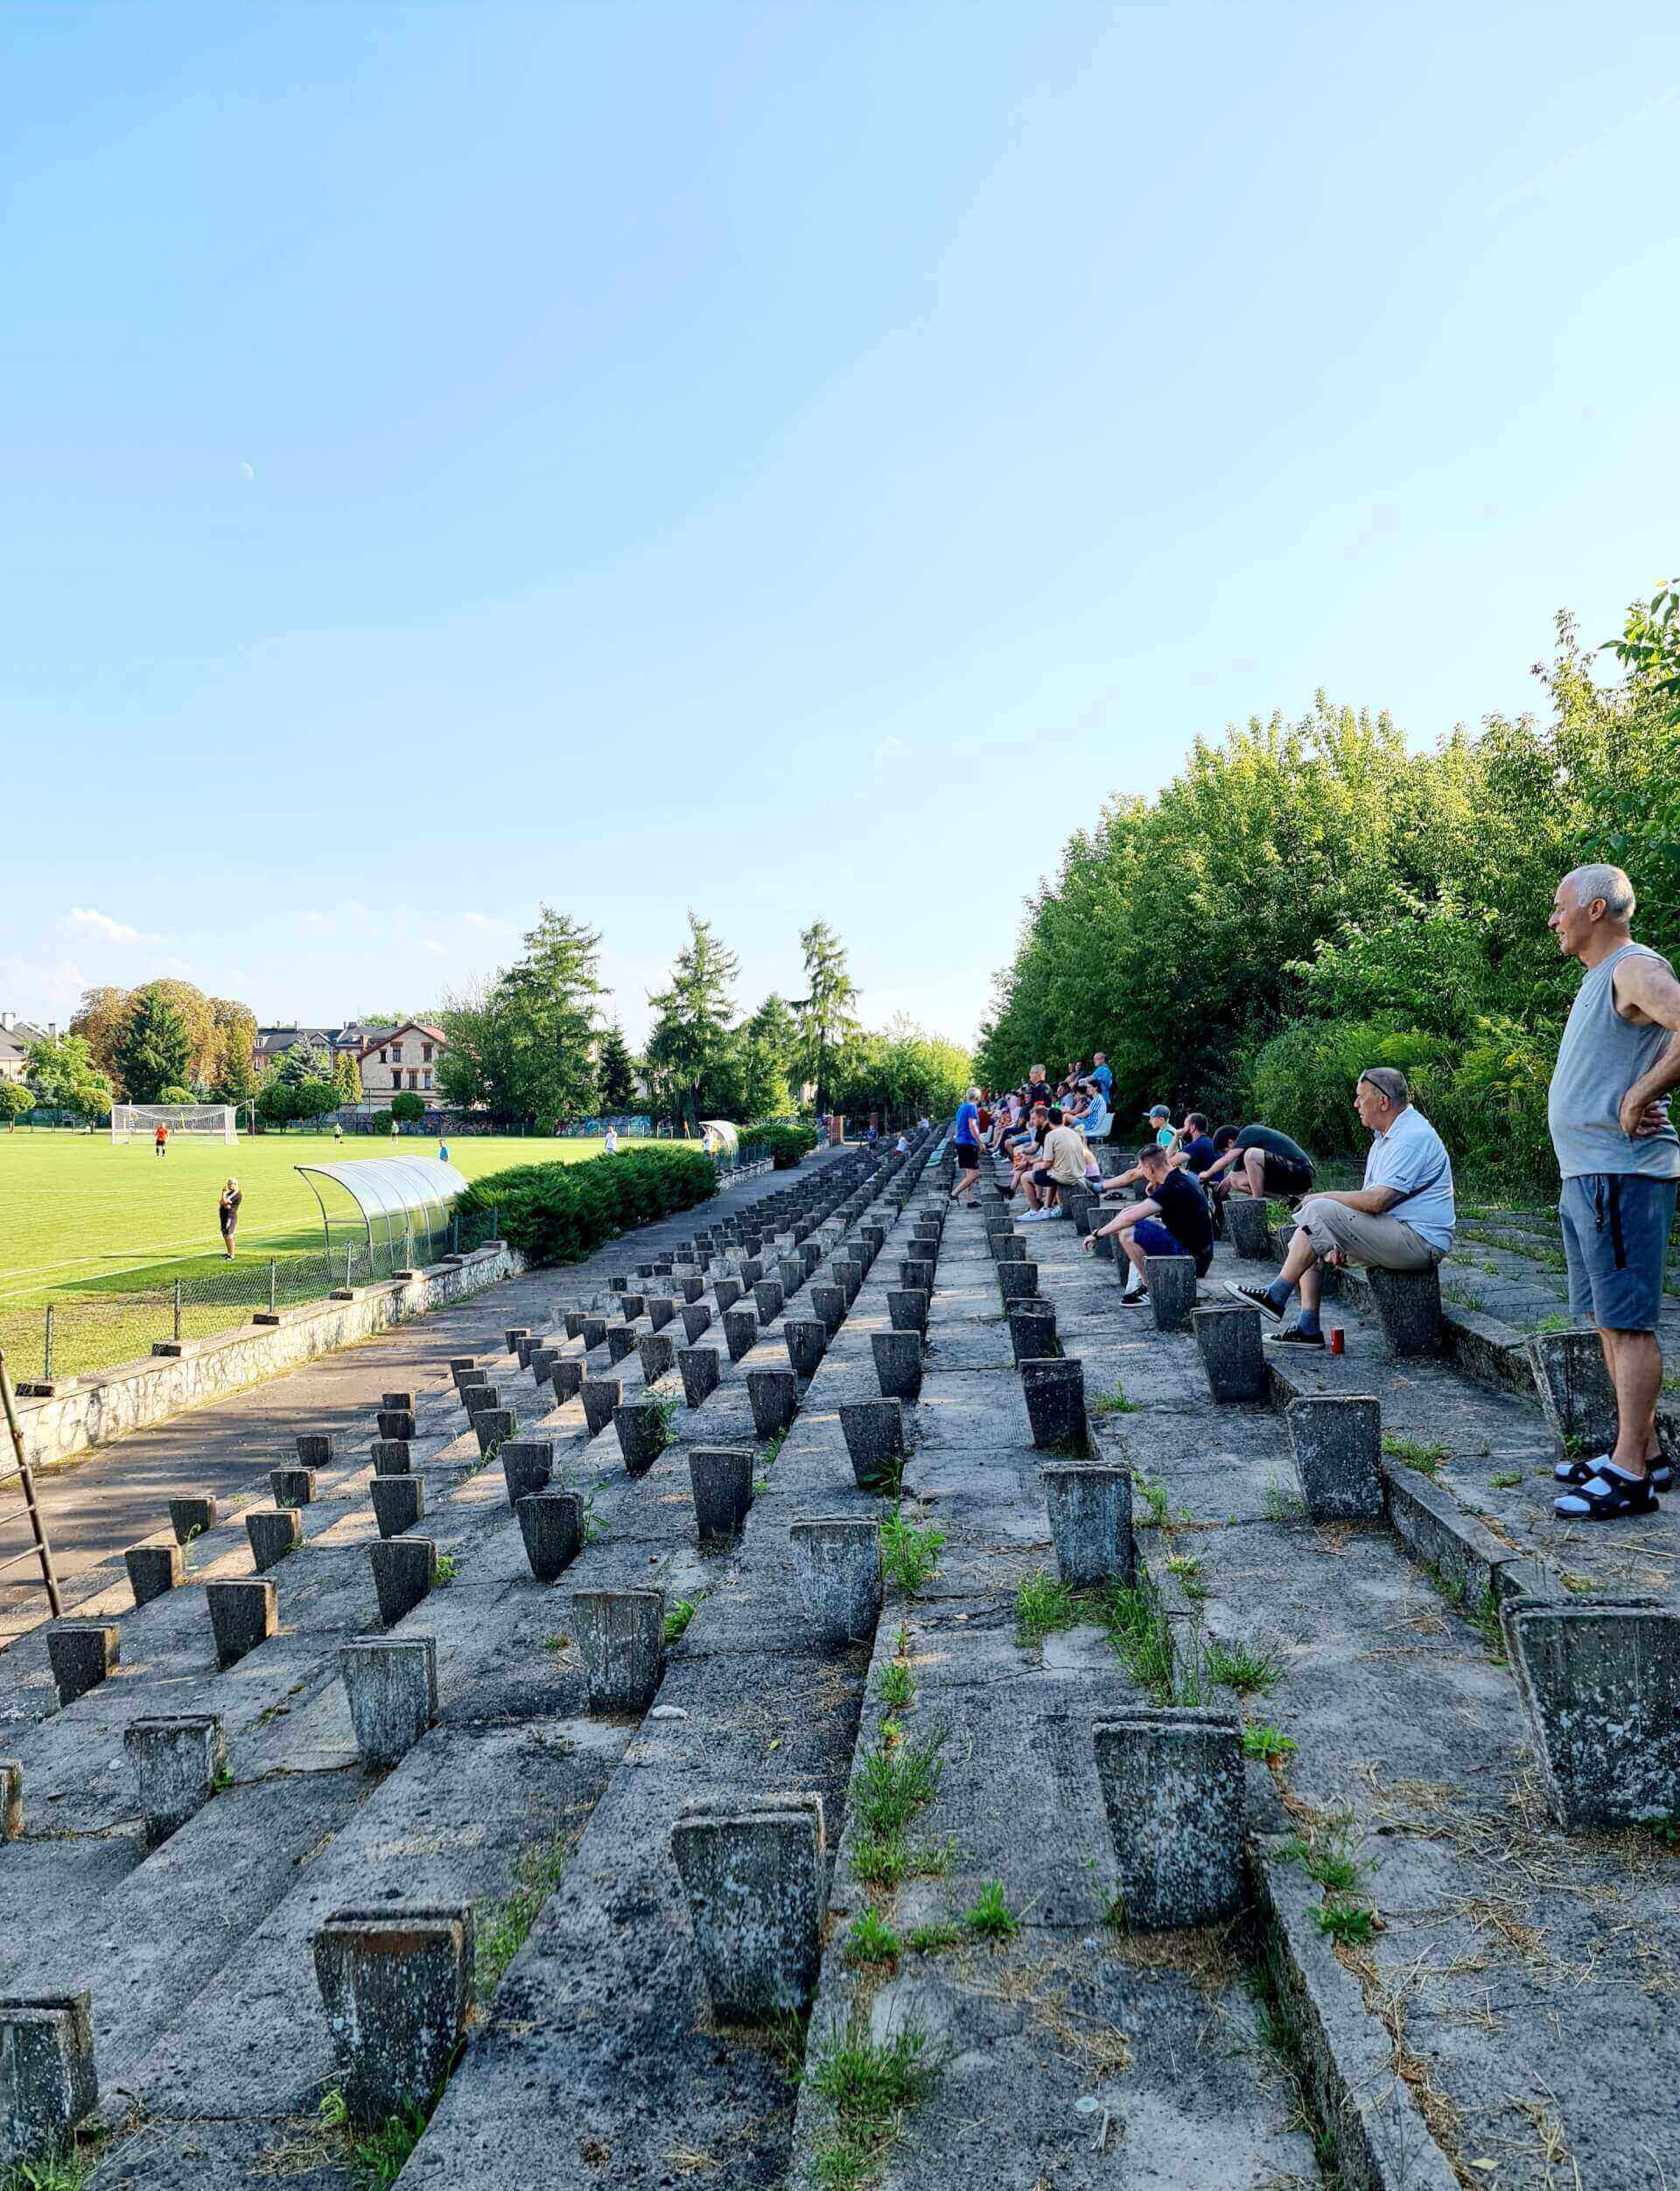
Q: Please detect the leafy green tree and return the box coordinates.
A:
[25,1034,112,1123]
[736,1035,791,1121]
[0,1079,35,1129]
[114,990,192,1103]
[792,921,860,1114]
[595,1024,639,1112]
[214,1022,260,1107]
[644,914,741,1134]
[390,1090,426,1125]
[438,906,605,1126]
[332,1049,361,1109]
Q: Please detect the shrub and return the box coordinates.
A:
[742,1119,815,1169]
[389,1090,426,1125]
[1243,1016,1452,1160]
[458,1146,716,1264]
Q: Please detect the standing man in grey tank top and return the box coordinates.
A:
[1547,864,1680,1520]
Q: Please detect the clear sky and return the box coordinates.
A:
[6,2,1677,1048]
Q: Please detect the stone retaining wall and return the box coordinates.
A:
[15,1246,522,1472]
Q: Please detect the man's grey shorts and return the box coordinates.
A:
[1559,1173,1678,1333]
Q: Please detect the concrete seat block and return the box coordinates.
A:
[124,1714,226,1849]
[1503,1599,1680,1829]
[789,1516,881,1651]
[1093,1708,1246,1929]
[313,1906,472,2127]
[46,1621,119,1710]
[671,1795,825,2020]
[339,1638,438,1768]
[0,1992,97,2166]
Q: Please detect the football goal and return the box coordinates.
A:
[111,1103,238,1144]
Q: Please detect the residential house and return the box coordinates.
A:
[355,1023,447,1107]
[0,1012,48,1086]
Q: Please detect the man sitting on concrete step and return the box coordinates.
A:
[1226,1067,1455,1349]
[1083,1143,1214,1300]
[1545,862,1680,1522]
[1020,1107,1090,1219]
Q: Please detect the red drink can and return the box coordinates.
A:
[1328,1327,1345,1356]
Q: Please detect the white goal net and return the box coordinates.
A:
[112,1103,238,1144]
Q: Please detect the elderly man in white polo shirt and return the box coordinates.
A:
[1225,1066,1454,1349]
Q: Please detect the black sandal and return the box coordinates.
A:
[1553,1451,1672,1491]
[1552,1463,1662,1521]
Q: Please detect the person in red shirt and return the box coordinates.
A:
[154,1123,169,1158]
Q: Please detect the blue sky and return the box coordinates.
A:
[6,1,1677,1047]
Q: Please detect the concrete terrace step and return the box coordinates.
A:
[1025,1195,1680,2191]
[786,1189,1322,2191]
[0,1150,880,2178]
[49,1147,906,2186]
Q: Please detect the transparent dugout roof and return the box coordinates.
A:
[295,1156,471,1255]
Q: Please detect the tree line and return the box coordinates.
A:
[437,910,972,1134]
[975,589,1680,1196]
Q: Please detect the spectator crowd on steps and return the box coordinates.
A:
[949,864,1680,1528]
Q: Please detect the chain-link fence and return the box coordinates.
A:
[0,1207,501,1386]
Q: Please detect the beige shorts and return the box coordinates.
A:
[1295,1197,1438,1273]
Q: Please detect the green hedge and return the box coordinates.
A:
[458,1146,717,1265]
[743,1121,814,1170]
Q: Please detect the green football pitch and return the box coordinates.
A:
[0,1130,606,1309]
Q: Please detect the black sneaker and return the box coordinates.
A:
[1224,1280,1283,1323]
[1266,1325,1324,1348]
[1118,1287,1151,1308]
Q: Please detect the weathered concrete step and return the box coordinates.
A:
[396,1176,917,2185]
[1027,1205,1680,2191]
[86,1718,628,2188]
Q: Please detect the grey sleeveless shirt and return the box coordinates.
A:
[1547,942,1680,1180]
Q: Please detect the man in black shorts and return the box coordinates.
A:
[1201,1122,1314,1207]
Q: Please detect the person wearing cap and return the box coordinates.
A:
[1226,1068,1454,1348]
[1144,1103,1178,1151]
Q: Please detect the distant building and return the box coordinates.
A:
[254,1025,368,1071]
[0,1011,48,1086]
[354,1023,448,1107]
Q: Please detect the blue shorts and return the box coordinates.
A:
[1559,1173,1677,1334]
[1132,1218,1210,1274]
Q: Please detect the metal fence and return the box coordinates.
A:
[0,1206,501,1387]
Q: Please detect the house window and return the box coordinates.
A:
[378,1049,388,1065]
[422,1071,430,1089]
[409,1070,418,1090]
[422,1044,432,1062]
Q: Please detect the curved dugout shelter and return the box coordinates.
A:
[295,1156,471,1273]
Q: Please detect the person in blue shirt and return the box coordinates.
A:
[1092,1053,1113,1102]
[1227,1068,1454,1348]
[949,1087,984,1204]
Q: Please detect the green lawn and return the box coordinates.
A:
[0,1130,607,1307]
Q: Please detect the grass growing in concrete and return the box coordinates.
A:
[1014,1569,1079,1641]
[1263,1480,1306,1522]
[1242,1723,1296,1762]
[1490,1468,1523,1488]
[849,1721,948,1886]
[433,1553,458,1586]
[317,2091,430,2189]
[962,1880,1020,1940]
[1202,1637,1281,1698]
[843,1909,903,1964]
[1133,1480,1175,1530]
[1165,1550,1210,1602]
[1380,1434,1450,1477]
[663,1592,705,1642]
[906,1919,962,1952]
[1,2145,94,2191]
[1312,1898,1379,1945]
[806,2019,941,2191]
[1098,1580,1177,1704]
[1091,1379,1137,1415]
[880,1511,946,1595]
[877,1659,914,1710]
[474,1830,573,1998]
